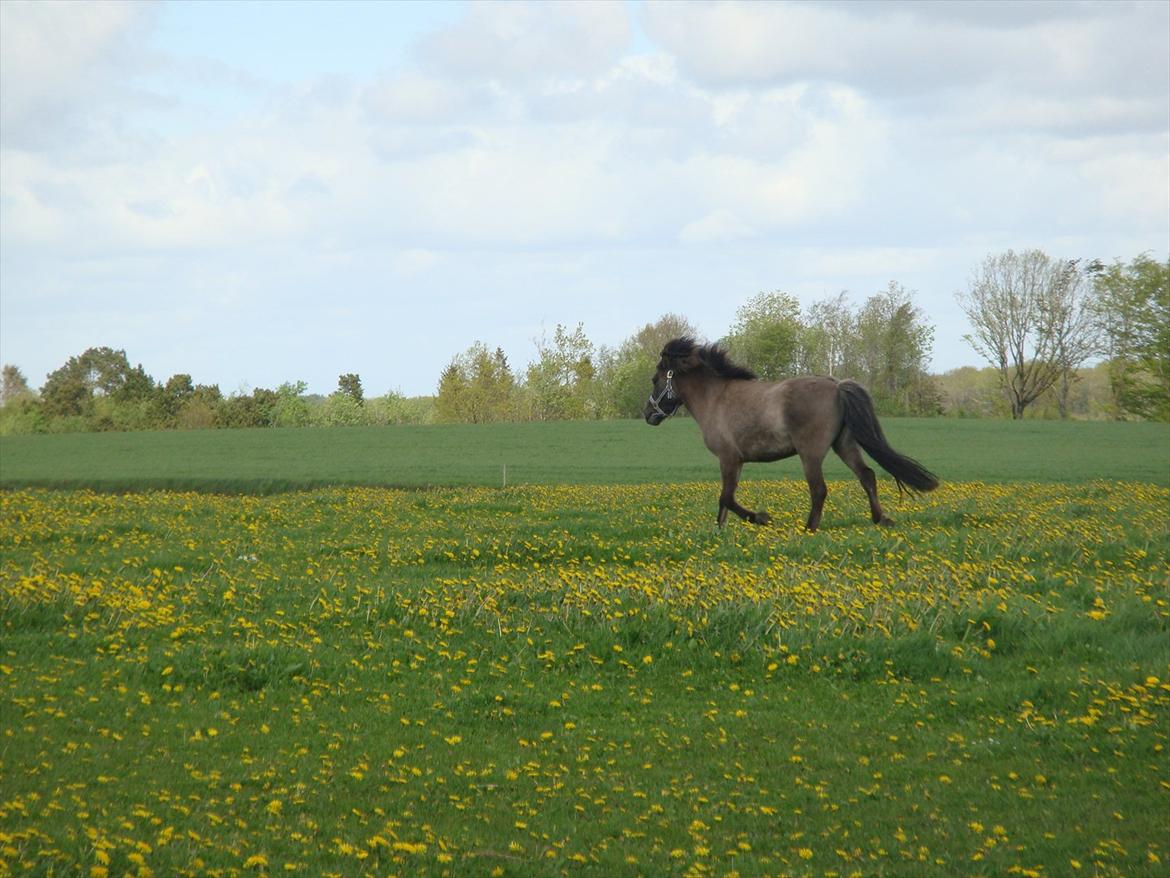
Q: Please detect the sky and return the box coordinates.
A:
[2,0,1168,398]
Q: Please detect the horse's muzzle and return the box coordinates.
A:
[644,410,666,426]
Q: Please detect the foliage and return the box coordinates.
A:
[724,291,803,380]
[958,250,1101,419]
[2,479,1167,876]
[273,381,313,427]
[435,342,518,423]
[337,372,364,406]
[1,364,31,404]
[596,313,699,418]
[39,346,155,420]
[845,283,939,415]
[1093,253,1170,421]
[525,323,598,421]
[219,387,280,429]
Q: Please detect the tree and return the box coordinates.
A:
[151,373,195,427]
[467,346,517,423]
[854,283,938,415]
[1,365,31,405]
[337,373,364,406]
[40,347,155,421]
[957,250,1099,419]
[275,381,312,427]
[724,292,803,380]
[1093,253,1170,421]
[219,387,279,428]
[525,323,596,421]
[800,292,856,378]
[435,342,518,423]
[435,361,469,423]
[597,313,699,417]
[176,384,222,430]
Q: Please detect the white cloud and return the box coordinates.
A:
[416,0,630,82]
[0,0,156,151]
[642,0,1169,133]
[679,209,755,244]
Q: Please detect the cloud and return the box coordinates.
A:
[1,0,1165,396]
[0,0,157,152]
[416,0,631,83]
[679,209,755,244]
[642,0,1169,134]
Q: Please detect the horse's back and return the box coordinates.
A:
[714,376,840,462]
[773,376,842,452]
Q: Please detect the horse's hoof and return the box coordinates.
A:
[876,516,895,528]
[753,511,772,526]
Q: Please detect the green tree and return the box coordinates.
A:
[275,381,313,427]
[854,283,938,415]
[525,324,596,421]
[435,361,469,424]
[0,366,42,434]
[435,342,518,423]
[367,390,434,425]
[40,347,155,423]
[176,384,222,430]
[724,292,803,380]
[1093,253,1170,420]
[1,365,32,405]
[220,387,278,428]
[467,346,517,423]
[596,313,698,418]
[337,373,364,406]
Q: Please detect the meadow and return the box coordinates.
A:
[1,417,1167,492]
[1,419,1168,877]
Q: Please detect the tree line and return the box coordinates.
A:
[1,250,1165,434]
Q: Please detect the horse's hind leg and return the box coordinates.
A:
[719,459,770,527]
[800,454,829,532]
[834,430,887,525]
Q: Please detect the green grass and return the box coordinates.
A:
[2,480,1168,876]
[2,420,1167,876]
[1,417,1167,492]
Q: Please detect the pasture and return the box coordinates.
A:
[1,419,1168,877]
[1,417,1168,492]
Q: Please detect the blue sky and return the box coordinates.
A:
[2,0,1167,397]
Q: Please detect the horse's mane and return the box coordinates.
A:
[663,337,757,381]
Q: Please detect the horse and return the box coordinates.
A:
[643,337,939,532]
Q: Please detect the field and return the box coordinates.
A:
[1,418,1168,491]
[2,419,1169,877]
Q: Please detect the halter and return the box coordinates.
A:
[647,370,678,419]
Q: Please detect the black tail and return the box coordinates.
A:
[838,380,939,494]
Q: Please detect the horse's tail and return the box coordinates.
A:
[838,380,939,494]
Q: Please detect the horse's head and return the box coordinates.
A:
[643,338,698,425]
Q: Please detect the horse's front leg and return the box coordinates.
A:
[718,459,771,526]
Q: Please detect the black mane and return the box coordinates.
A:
[663,337,757,381]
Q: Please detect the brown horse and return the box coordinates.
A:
[644,337,939,531]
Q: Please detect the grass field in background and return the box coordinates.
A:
[2,420,1168,876]
[1,417,1168,492]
